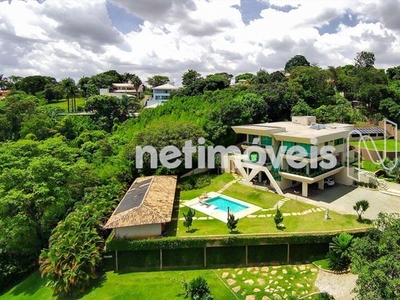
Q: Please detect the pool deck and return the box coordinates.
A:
[183,192,262,222]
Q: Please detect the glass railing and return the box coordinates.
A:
[280,164,342,178]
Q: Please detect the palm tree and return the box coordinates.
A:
[353,200,370,222]
[117,94,141,121]
[60,78,77,112]
[39,215,103,297]
[327,233,353,271]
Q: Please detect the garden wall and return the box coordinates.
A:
[104,231,362,272]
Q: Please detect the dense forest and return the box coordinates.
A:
[1,52,400,296]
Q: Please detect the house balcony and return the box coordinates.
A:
[279,165,344,183]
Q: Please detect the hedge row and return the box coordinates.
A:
[106,230,367,251]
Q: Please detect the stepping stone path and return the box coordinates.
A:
[246,198,326,219]
[232,286,241,292]
[218,264,316,299]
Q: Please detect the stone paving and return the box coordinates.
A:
[216,265,318,299]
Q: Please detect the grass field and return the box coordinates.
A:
[180,173,235,200]
[350,139,400,151]
[0,265,321,300]
[44,98,86,111]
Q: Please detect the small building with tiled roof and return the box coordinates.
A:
[104,175,177,238]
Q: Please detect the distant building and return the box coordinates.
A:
[0,90,10,99]
[99,81,137,98]
[145,83,178,108]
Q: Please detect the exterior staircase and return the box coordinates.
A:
[358,169,389,191]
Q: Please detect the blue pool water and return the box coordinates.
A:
[205,196,248,213]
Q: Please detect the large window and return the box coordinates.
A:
[260,136,272,146]
[334,138,344,146]
[248,134,259,144]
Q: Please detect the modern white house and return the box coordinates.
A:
[145,83,178,108]
[225,116,356,197]
[99,81,141,99]
[104,175,177,238]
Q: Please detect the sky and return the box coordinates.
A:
[1,0,400,86]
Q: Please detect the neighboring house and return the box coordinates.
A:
[0,90,10,99]
[99,81,139,99]
[145,83,178,108]
[104,175,177,238]
[226,116,356,197]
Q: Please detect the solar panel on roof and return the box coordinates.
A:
[352,127,385,135]
[114,178,152,214]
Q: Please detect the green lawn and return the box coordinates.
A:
[312,257,330,270]
[1,265,321,300]
[44,98,86,111]
[171,182,370,236]
[350,139,400,151]
[180,173,235,200]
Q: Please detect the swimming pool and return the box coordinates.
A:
[205,196,248,213]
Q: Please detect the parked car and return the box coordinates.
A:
[324,177,335,187]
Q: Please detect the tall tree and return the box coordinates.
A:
[16,75,57,95]
[354,51,375,69]
[251,69,270,84]
[284,55,310,73]
[182,69,202,86]
[351,213,400,299]
[235,72,255,83]
[147,75,170,87]
[60,78,77,112]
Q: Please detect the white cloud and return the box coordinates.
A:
[0,0,400,85]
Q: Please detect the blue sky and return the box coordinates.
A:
[0,0,399,85]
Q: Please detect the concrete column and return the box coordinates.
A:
[318,180,324,190]
[302,182,308,197]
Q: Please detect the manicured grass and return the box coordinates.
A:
[350,139,400,151]
[222,183,283,208]
[352,160,382,172]
[312,258,330,270]
[2,265,321,300]
[43,98,86,111]
[0,270,234,300]
[172,180,370,236]
[180,173,234,200]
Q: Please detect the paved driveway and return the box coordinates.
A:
[284,183,400,220]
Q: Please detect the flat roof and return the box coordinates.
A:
[104,176,177,229]
[153,83,178,90]
[233,121,353,143]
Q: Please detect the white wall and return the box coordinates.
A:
[115,224,161,238]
